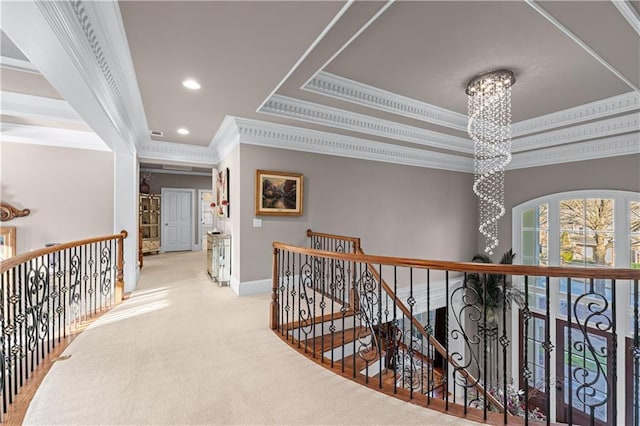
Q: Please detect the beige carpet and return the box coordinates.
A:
[24,250,479,425]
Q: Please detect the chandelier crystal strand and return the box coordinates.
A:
[467,70,514,255]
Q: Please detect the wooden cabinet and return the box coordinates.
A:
[139,194,161,255]
[207,232,231,286]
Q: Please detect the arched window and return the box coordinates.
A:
[512,190,640,425]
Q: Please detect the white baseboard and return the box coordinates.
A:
[230,277,271,296]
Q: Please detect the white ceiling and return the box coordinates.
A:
[1,1,639,170]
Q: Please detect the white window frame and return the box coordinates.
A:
[511,189,640,424]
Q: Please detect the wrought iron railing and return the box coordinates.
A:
[0,231,127,419]
[270,230,640,425]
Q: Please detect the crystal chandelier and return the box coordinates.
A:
[466,69,515,255]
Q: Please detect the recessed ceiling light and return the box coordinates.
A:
[177,128,190,135]
[182,79,201,90]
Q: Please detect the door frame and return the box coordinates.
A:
[197,189,213,251]
[160,187,196,252]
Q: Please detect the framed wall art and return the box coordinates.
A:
[215,167,230,218]
[0,226,16,260]
[255,170,303,216]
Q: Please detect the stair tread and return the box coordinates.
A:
[309,326,370,353]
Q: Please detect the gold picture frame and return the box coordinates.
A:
[255,170,304,216]
[0,226,16,260]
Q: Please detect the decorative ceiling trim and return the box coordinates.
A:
[512,91,639,137]
[1,90,83,124]
[509,132,640,169]
[209,115,241,162]
[0,122,110,151]
[232,117,473,172]
[0,56,39,74]
[256,1,354,112]
[304,71,468,132]
[138,139,218,166]
[140,167,212,177]
[260,94,473,154]
[33,0,149,154]
[612,0,640,36]
[526,0,638,91]
[512,112,639,153]
[301,1,396,90]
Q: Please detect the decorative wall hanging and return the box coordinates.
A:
[466,69,515,255]
[215,168,230,218]
[1,201,31,222]
[255,170,304,216]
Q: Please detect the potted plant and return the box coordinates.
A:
[465,249,524,322]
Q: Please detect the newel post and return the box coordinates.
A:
[116,229,128,303]
[270,247,279,330]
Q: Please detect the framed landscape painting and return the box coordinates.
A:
[255,170,303,216]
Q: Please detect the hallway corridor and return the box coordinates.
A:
[24,250,477,425]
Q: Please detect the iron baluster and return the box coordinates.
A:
[393,266,398,395]
[567,277,573,426]
[544,276,552,426]
[445,270,449,410]
[426,269,431,406]
[572,277,612,426]
[378,264,383,390]
[483,271,488,421]
[634,278,639,426]
[612,279,617,426]
[523,275,530,425]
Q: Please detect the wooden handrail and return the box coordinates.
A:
[281,232,640,413]
[307,229,361,252]
[1,231,128,303]
[357,247,507,414]
[0,230,129,420]
[0,230,128,273]
[273,241,640,281]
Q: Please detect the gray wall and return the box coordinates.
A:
[0,141,114,253]
[145,172,213,246]
[498,154,640,257]
[238,144,478,283]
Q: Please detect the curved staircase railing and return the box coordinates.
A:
[0,231,128,422]
[270,230,640,425]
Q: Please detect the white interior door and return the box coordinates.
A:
[162,188,193,252]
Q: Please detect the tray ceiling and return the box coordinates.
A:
[1,1,638,170]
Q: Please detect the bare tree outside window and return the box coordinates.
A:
[560,199,614,267]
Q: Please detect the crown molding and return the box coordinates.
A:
[0,56,39,74]
[1,91,84,124]
[1,122,109,151]
[304,71,469,132]
[233,117,473,172]
[612,0,640,36]
[140,167,212,177]
[259,95,473,154]
[510,132,640,169]
[512,92,640,137]
[512,112,639,152]
[209,116,241,162]
[138,139,218,167]
[3,0,150,156]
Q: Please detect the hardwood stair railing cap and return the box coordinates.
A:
[272,241,640,280]
[0,230,128,273]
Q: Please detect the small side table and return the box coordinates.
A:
[207,232,231,286]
